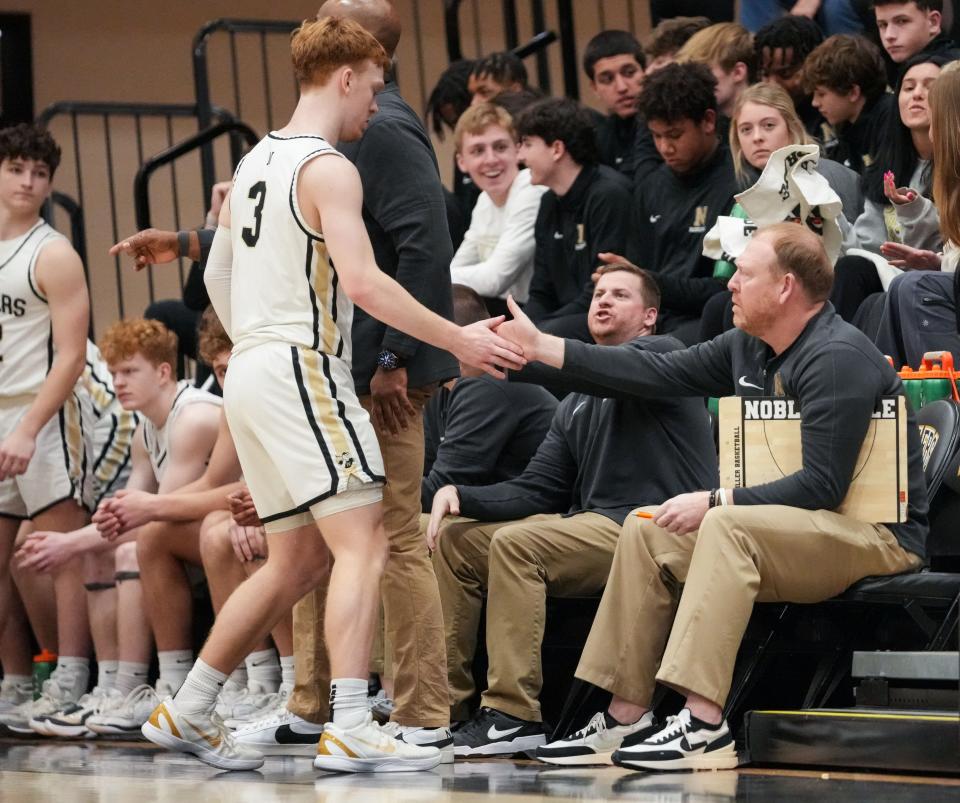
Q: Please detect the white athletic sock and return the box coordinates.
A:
[96,660,119,692]
[330,677,369,729]
[223,666,247,695]
[280,656,295,689]
[157,650,193,694]
[0,674,31,693]
[173,659,228,716]
[54,657,90,699]
[245,649,280,693]
[114,661,150,696]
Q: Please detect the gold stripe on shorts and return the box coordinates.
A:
[301,349,354,473]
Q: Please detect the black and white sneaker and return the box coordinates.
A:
[233,707,324,756]
[536,710,658,766]
[611,709,738,772]
[453,707,546,757]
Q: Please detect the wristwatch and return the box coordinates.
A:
[377,349,404,371]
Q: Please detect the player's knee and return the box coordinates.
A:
[134,521,167,563]
[83,549,115,581]
[198,516,232,565]
[115,541,139,574]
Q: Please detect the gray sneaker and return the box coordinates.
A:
[86,684,160,737]
[1,670,84,735]
[37,686,116,738]
[0,677,33,717]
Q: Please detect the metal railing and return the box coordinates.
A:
[37,101,239,327]
[192,18,300,201]
[445,0,563,94]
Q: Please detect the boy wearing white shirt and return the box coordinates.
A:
[450,103,546,317]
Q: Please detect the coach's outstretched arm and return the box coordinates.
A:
[498,295,733,398]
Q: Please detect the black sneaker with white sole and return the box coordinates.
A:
[536,710,658,766]
[611,708,738,772]
[453,707,546,757]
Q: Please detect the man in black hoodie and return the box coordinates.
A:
[583,30,646,177]
[627,63,738,344]
[500,223,927,771]
[519,98,632,342]
[875,0,958,80]
[803,33,893,173]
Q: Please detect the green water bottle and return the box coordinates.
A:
[707,397,720,417]
[922,377,952,405]
[902,379,923,412]
[32,650,57,700]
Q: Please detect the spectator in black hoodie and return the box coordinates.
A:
[627,63,738,343]
[875,0,957,75]
[517,98,632,341]
[803,34,893,173]
[583,30,646,177]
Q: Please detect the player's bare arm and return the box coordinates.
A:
[0,239,88,480]
[91,423,158,542]
[301,155,525,379]
[109,409,242,527]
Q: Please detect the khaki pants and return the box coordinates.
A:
[576,505,922,708]
[434,512,620,722]
[288,386,449,727]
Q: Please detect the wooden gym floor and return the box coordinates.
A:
[1,737,959,801]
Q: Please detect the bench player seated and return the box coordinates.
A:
[494,224,928,771]
[16,318,222,737]
[12,340,139,737]
[0,123,93,731]
[94,310,290,731]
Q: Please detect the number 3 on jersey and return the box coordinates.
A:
[242,181,267,247]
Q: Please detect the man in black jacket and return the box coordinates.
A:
[803,34,893,174]
[627,63,738,345]
[518,98,632,342]
[499,223,927,771]
[583,30,646,178]
[425,264,718,757]
[875,0,957,76]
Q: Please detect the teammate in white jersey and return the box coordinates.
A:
[14,319,221,738]
[0,123,93,725]
[94,310,292,730]
[139,16,524,772]
[11,340,139,736]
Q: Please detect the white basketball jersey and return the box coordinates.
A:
[142,381,222,483]
[0,220,68,397]
[77,340,139,492]
[229,133,354,364]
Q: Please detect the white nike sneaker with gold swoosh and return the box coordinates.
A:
[141,697,264,771]
[314,712,442,773]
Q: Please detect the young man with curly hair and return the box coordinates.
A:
[627,63,738,344]
[0,123,92,731]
